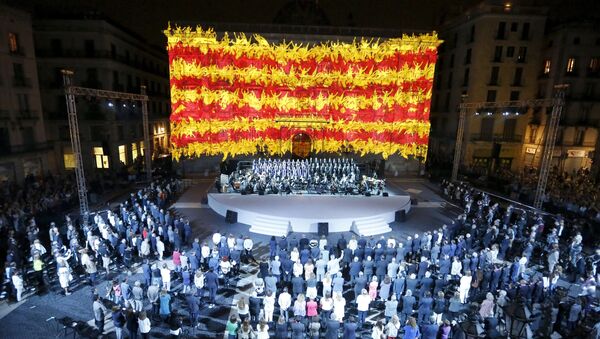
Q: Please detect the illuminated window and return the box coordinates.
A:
[543,59,551,74]
[566,57,576,73]
[119,145,127,165]
[93,147,109,169]
[589,57,600,74]
[63,148,75,169]
[132,143,138,160]
[8,32,18,53]
[139,141,144,156]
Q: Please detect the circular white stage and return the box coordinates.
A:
[208,193,411,236]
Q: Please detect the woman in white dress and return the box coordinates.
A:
[57,258,71,295]
[333,292,346,322]
[293,294,306,318]
[256,319,270,339]
[459,271,472,303]
[263,290,275,323]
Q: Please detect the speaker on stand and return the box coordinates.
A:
[395,210,406,222]
[225,210,238,224]
[318,222,329,237]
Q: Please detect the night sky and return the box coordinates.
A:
[13,0,600,47]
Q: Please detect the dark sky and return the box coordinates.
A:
[13,0,600,47]
[19,0,481,46]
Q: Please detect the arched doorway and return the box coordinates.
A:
[292,133,312,158]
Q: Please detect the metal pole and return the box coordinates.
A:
[141,86,152,182]
[533,84,567,210]
[62,70,89,218]
[451,95,468,182]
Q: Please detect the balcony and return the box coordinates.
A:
[18,110,38,119]
[0,142,53,155]
[12,77,32,88]
[471,134,523,143]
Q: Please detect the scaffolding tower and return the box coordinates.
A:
[62,70,151,218]
[451,85,567,211]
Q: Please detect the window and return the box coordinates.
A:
[566,57,576,74]
[469,25,475,42]
[543,59,551,74]
[93,147,109,169]
[486,90,497,102]
[521,23,530,40]
[490,67,500,85]
[465,48,472,64]
[513,67,523,86]
[463,68,470,86]
[573,37,580,45]
[588,57,600,75]
[119,145,127,165]
[449,54,455,68]
[50,39,62,56]
[576,129,585,145]
[447,72,453,88]
[511,22,518,32]
[86,68,98,84]
[503,119,517,141]
[110,44,116,59]
[494,46,503,62]
[139,141,144,156]
[496,22,506,39]
[17,93,29,113]
[131,142,141,161]
[117,125,124,140]
[510,90,520,101]
[517,47,527,63]
[444,93,450,111]
[58,126,70,141]
[506,46,515,58]
[84,39,95,57]
[13,63,24,80]
[63,148,76,169]
[481,118,495,141]
[8,32,19,53]
[585,83,596,98]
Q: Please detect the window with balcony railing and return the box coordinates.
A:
[496,22,507,40]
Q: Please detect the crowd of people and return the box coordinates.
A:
[226,157,384,195]
[4,164,600,338]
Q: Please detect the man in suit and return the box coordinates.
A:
[325,313,341,339]
[343,316,358,338]
[204,268,219,308]
[401,289,416,324]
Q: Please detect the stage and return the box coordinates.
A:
[208,192,411,237]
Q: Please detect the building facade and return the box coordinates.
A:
[0,5,54,182]
[533,22,600,174]
[429,1,547,175]
[33,15,170,175]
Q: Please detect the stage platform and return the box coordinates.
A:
[208,193,411,237]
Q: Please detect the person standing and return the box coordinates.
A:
[343,316,358,339]
[147,282,160,316]
[111,306,126,339]
[459,271,472,303]
[371,320,385,339]
[385,314,401,339]
[205,268,219,308]
[278,287,292,321]
[138,311,151,339]
[93,295,108,334]
[11,271,24,302]
[402,317,421,339]
[225,315,238,339]
[356,289,371,326]
[159,290,171,321]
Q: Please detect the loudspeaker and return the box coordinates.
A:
[411,198,418,205]
[365,192,371,197]
[318,222,329,237]
[225,210,238,224]
[382,192,389,197]
[395,210,406,222]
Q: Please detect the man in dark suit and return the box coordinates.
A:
[325,313,341,339]
[343,316,358,338]
[290,316,305,339]
[204,268,219,308]
[421,316,440,339]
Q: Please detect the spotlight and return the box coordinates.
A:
[107,101,114,107]
[487,112,493,116]
[123,103,127,108]
[475,111,480,116]
[515,112,520,116]
[133,104,136,108]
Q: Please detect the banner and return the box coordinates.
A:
[165,25,441,159]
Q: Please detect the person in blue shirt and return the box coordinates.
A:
[159,290,171,321]
[403,316,421,339]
